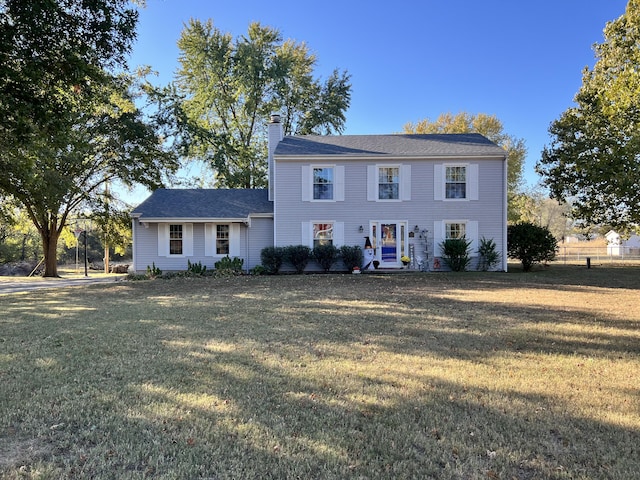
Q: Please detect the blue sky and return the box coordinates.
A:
[127,0,628,200]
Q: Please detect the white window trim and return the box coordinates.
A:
[433,220,478,257]
[158,223,193,257]
[302,165,345,202]
[367,164,411,202]
[434,163,478,201]
[205,223,240,257]
[302,221,345,248]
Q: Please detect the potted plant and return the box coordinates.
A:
[401,255,411,267]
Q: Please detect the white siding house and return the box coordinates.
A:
[131,115,508,272]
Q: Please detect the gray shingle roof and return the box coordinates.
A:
[274,133,506,158]
[132,188,273,219]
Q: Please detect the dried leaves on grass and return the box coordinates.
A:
[0,266,639,479]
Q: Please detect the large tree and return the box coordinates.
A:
[404,112,526,221]
[0,1,179,277]
[0,0,138,147]
[0,73,178,277]
[160,20,351,188]
[537,1,640,231]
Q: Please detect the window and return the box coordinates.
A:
[445,166,466,199]
[378,167,399,200]
[205,223,239,257]
[302,165,344,201]
[313,223,333,248]
[169,224,183,255]
[313,167,334,200]
[368,165,411,201]
[216,225,229,255]
[445,222,466,240]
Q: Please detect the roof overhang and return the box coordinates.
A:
[274,153,507,162]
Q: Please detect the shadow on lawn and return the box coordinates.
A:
[1,272,639,478]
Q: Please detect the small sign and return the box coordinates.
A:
[74,229,83,239]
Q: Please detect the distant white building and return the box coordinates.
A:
[605,230,640,255]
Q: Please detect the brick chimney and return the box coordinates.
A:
[268,113,283,201]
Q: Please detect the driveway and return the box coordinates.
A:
[0,275,127,295]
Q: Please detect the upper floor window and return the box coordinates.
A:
[313,223,333,248]
[445,166,467,199]
[302,165,344,201]
[216,225,230,255]
[169,224,183,255]
[313,167,334,200]
[378,167,399,200]
[367,164,411,201]
[434,163,478,201]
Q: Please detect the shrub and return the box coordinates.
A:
[284,245,312,274]
[260,246,285,274]
[440,237,472,272]
[313,244,339,272]
[187,259,207,275]
[214,256,244,274]
[340,245,364,272]
[146,262,162,278]
[477,237,501,271]
[250,265,266,275]
[508,222,557,272]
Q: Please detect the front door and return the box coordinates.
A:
[372,221,407,267]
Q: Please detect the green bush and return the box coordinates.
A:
[340,245,364,272]
[146,262,162,278]
[284,245,312,274]
[250,265,266,275]
[477,237,501,271]
[260,246,285,274]
[187,259,207,275]
[312,243,339,272]
[214,256,244,274]
[440,237,472,272]
[507,222,557,272]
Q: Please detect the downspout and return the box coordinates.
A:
[131,217,137,273]
[503,152,508,272]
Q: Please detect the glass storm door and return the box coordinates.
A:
[372,222,405,267]
[380,223,397,266]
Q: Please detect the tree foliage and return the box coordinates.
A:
[158,20,351,188]
[1,73,178,276]
[507,222,557,272]
[537,1,640,230]
[404,112,526,220]
[0,0,138,145]
[0,1,178,276]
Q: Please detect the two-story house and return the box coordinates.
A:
[131,114,508,272]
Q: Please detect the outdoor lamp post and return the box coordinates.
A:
[84,229,88,277]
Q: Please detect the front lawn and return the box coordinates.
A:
[1,266,639,479]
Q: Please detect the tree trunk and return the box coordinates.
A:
[41,227,60,277]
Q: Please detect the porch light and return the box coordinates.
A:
[414,225,420,232]
[359,225,364,233]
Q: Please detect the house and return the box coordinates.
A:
[605,230,640,256]
[131,114,508,272]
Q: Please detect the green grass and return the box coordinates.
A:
[1,265,639,479]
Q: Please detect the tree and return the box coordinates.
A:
[159,20,351,188]
[0,74,178,277]
[0,0,139,150]
[537,1,640,231]
[507,223,557,272]
[511,186,573,241]
[0,2,180,277]
[404,112,526,220]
